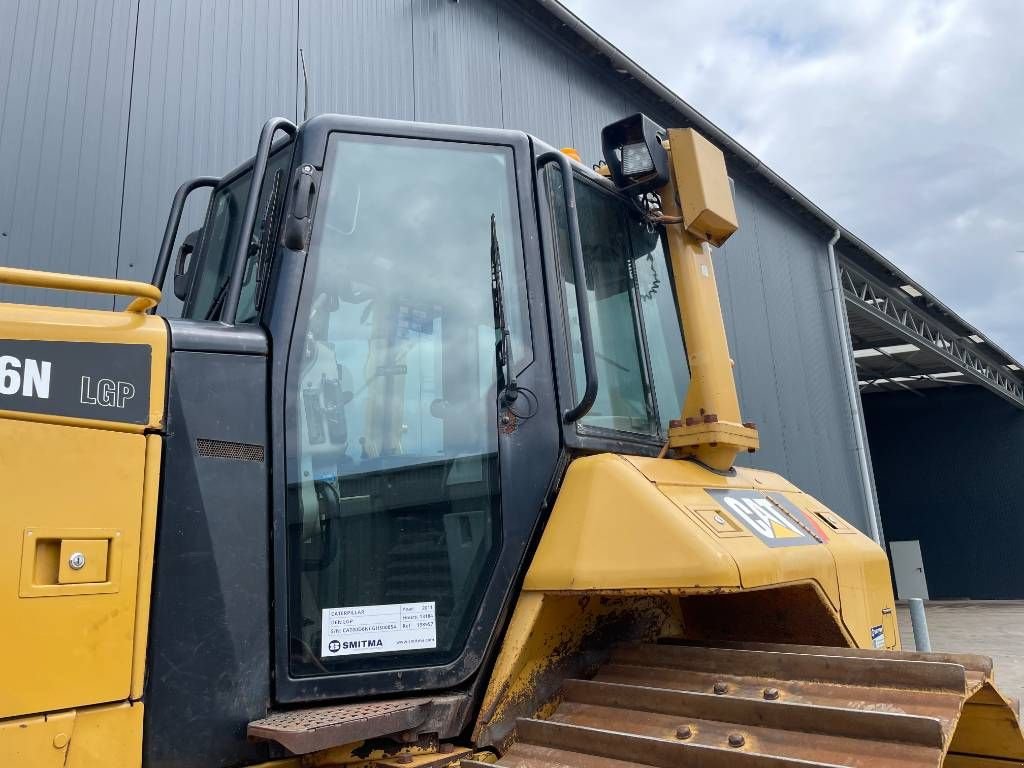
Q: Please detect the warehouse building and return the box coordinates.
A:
[1,0,1021,598]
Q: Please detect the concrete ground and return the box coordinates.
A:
[896,601,1024,702]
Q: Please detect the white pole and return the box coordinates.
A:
[908,598,932,652]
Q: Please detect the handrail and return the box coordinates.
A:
[0,266,161,313]
[538,150,598,423]
[151,176,219,293]
[221,116,297,324]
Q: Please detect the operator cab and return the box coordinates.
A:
[148,114,688,765]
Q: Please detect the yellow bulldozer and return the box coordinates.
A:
[1,113,1021,767]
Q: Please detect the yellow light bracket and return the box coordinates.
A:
[658,128,759,470]
[669,128,739,247]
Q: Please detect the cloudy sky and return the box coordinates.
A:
[562,0,1024,360]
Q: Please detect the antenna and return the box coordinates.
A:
[299,48,310,122]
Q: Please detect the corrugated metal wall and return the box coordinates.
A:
[0,0,136,308]
[0,0,870,531]
[117,0,298,301]
[719,183,861,514]
[863,387,1024,599]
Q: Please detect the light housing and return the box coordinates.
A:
[601,113,669,195]
[620,141,654,175]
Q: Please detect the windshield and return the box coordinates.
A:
[549,170,689,438]
[285,133,527,677]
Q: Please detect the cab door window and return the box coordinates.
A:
[285,134,527,677]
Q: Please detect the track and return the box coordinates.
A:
[475,641,1024,767]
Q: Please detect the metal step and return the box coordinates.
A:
[247,693,469,754]
[490,642,1024,768]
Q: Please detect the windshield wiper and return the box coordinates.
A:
[204,278,231,321]
[206,170,284,322]
[490,213,519,406]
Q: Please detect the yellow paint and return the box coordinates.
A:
[474,590,682,749]
[0,298,166,722]
[882,606,899,651]
[0,266,161,313]
[524,455,740,591]
[0,710,75,767]
[524,452,896,634]
[132,434,163,699]
[945,757,1020,768]
[658,130,757,470]
[0,421,147,718]
[770,518,801,539]
[65,703,143,768]
[19,526,124,598]
[477,452,899,742]
[306,741,448,766]
[57,538,111,584]
[947,683,1024,761]
[665,128,738,247]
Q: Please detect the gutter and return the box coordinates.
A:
[827,230,883,545]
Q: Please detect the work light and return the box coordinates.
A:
[620,141,655,176]
[601,113,669,195]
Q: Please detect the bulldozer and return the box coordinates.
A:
[1,112,1022,767]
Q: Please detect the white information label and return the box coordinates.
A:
[321,602,437,657]
[870,624,885,649]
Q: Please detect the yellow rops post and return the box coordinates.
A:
[0,112,1021,767]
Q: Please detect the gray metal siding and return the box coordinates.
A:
[716,181,864,528]
[567,64,631,164]
[300,0,414,121]
[118,0,298,314]
[0,0,869,531]
[496,7,573,145]
[717,182,791,476]
[413,0,502,127]
[0,0,137,308]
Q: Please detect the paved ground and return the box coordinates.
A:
[896,601,1024,702]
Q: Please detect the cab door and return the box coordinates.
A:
[262,117,560,705]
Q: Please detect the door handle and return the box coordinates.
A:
[20,528,123,597]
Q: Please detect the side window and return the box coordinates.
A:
[631,222,689,434]
[549,170,689,437]
[183,146,292,322]
[285,134,527,677]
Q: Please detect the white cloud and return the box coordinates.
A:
[562,0,1024,359]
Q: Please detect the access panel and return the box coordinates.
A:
[0,418,147,718]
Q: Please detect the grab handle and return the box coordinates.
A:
[151,176,219,293]
[222,116,297,323]
[537,150,598,423]
[0,266,161,313]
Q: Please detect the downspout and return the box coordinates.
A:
[827,229,883,545]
